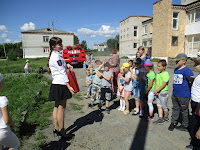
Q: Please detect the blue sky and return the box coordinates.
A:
[0,0,181,49]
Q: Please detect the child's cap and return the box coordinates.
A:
[26,59,29,62]
[0,73,3,82]
[173,53,188,61]
[122,63,130,69]
[144,60,153,67]
[133,57,142,64]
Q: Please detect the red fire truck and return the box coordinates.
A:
[62,45,86,66]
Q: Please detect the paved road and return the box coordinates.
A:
[40,56,198,150]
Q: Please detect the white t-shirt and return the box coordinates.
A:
[124,71,133,91]
[0,96,9,129]
[24,62,29,69]
[191,74,200,103]
[49,51,69,85]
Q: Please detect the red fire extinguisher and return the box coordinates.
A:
[67,69,79,93]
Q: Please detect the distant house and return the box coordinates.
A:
[93,42,107,51]
[21,28,74,58]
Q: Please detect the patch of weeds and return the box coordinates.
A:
[79,111,85,114]
[35,132,47,141]
[35,140,46,149]
[70,103,84,111]
[72,93,83,101]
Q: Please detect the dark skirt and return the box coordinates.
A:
[48,84,72,102]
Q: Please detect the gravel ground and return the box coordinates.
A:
[23,56,198,150]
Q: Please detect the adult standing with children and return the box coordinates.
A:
[0,74,20,149]
[137,46,151,63]
[48,37,75,139]
[109,49,120,94]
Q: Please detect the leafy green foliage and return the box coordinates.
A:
[107,35,119,51]
[0,74,53,138]
[81,40,87,50]
[7,49,18,61]
[74,35,79,45]
[70,103,84,111]
[0,42,22,58]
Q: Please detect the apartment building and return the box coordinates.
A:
[119,16,152,57]
[93,42,107,51]
[152,0,200,58]
[142,18,153,56]
[21,28,74,58]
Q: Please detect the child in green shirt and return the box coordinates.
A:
[153,60,170,125]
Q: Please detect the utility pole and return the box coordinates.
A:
[52,20,56,37]
[2,39,6,58]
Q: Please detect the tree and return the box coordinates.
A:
[107,34,119,51]
[74,35,79,45]
[80,40,87,50]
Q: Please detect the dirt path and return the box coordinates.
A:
[22,57,197,150]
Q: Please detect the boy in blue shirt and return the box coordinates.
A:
[168,53,194,131]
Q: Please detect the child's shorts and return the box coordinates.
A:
[133,84,145,100]
[156,91,168,110]
[91,83,101,93]
[100,87,112,101]
[117,86,125,97]
[87,84,92,93]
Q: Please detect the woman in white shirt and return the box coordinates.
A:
[0,74,20,150]
[48,37,74,139]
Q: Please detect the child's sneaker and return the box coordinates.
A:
[132,110,139,115]
[139,111,144,118]
[147,116,154,121]
[88,103,93,108]
[105,109,110,114]
[153,119,164,125]
[121,107,125,111]
[84,95,89,99]
[164,117,169,122]
[96,98,100,103]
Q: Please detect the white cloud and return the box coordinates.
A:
[1,33,7,38]
[14,40,20,43]
[20,22,36,31]
[77,25,118,38]
[4,39,11,43]
[0,25,8,32]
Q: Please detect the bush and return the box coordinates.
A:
[7,49,18,61]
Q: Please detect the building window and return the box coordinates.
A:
[149,40,152,46]
[150,23,153,33]
[172,36,178,46]
[43,47,49,53]
[188,9,200,23]
[134,26,138,37]
[133,43,137,48]
[173,12,179,30]
[143,25,147,35]
[127,20,129,23]
[124,29,125,32]
[127,27,129,31]
[143,41,147,47]
[127,34,129,37]
[43,36,49,42]
[121,36,122,39]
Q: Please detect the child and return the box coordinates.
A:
[97,61,113,114]
[89,60,103,107]
[129,60,135,74]
[0,74,20,149]
[83,61,86,69]
[132,58,146,117]
[118,63,132,115]
[117,67,125,111]
[24,59,29,74]
[188,63,200,149]
[85,69,92,99]
[168,53,194,131]
[144,60,156,120]
[48,37,74,138]
[153,60,170,124]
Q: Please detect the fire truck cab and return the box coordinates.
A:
[62,45,86,66]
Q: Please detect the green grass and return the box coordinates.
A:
[0,57,48,74]
[0,74,53,139]
[70,103,84,111]
[35,132,47,141]
[72,93,83,101]
[89,50,112,56]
